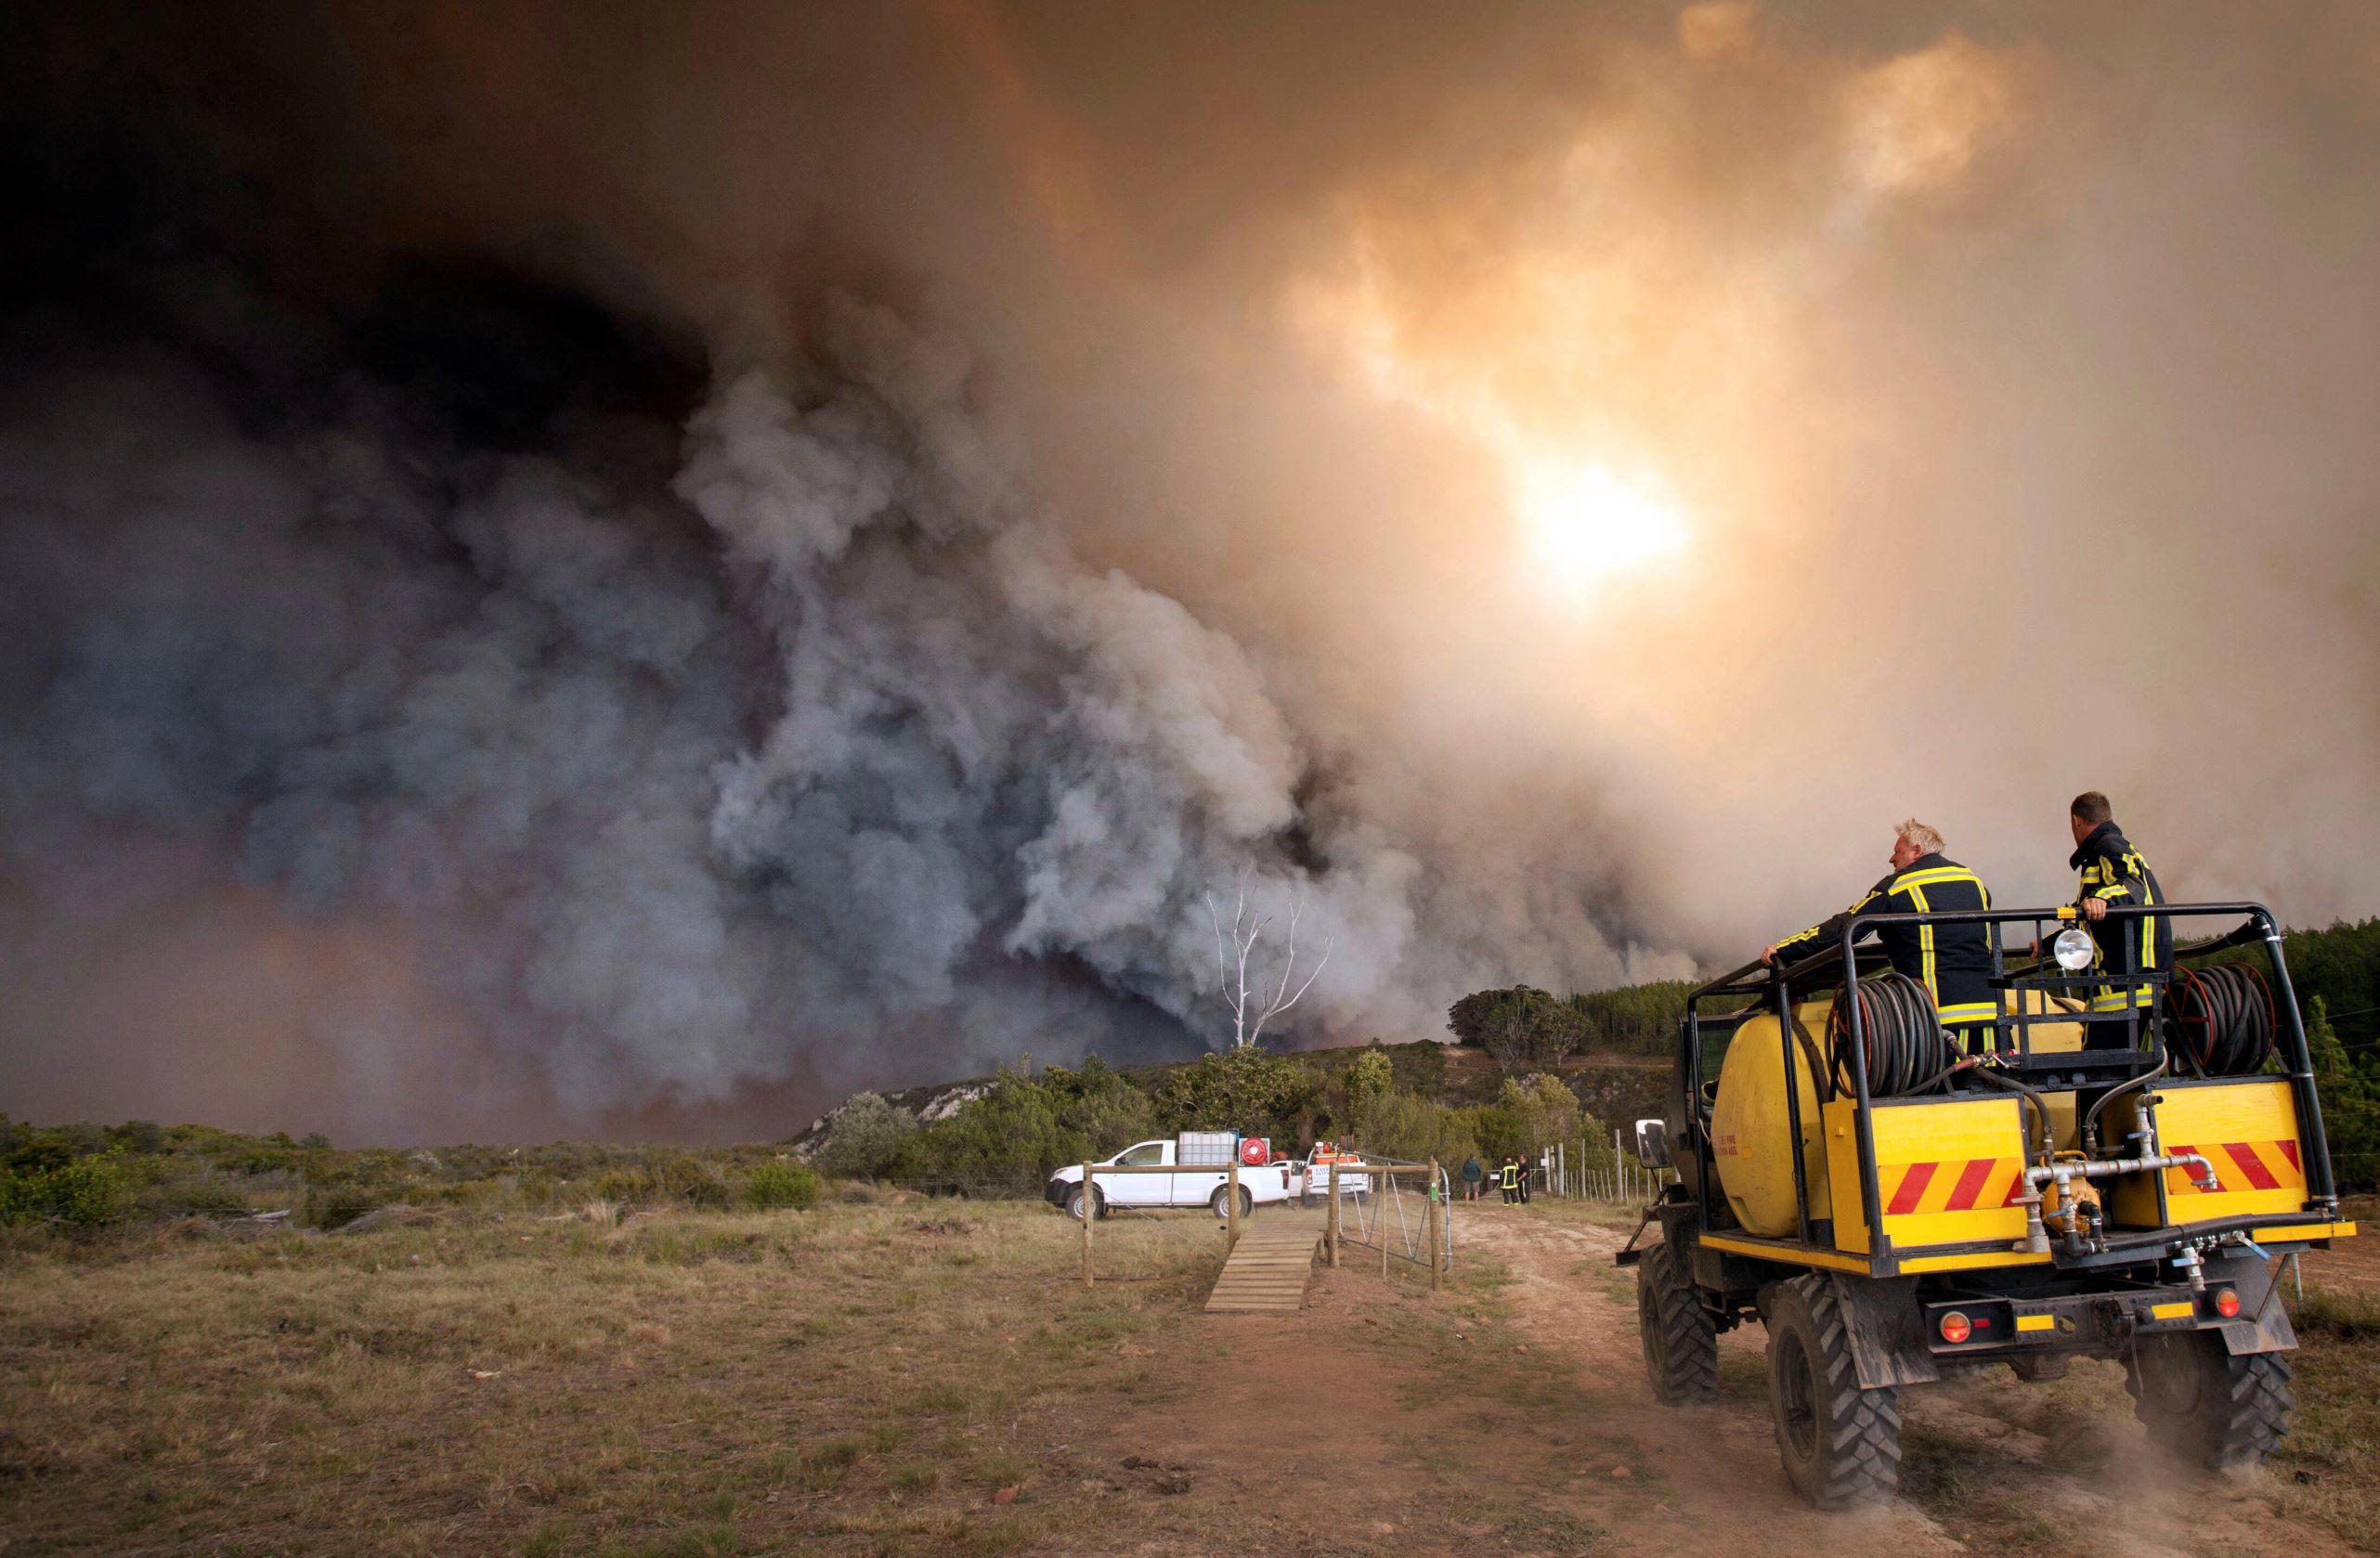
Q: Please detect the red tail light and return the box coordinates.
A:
[2214,1287,2241,1318]
[1938,1311,1972,1344]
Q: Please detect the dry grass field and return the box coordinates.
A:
[4,1192,2377,1557]
[0,1201,1226,1557]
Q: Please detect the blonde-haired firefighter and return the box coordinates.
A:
[1763,820,1999,1049]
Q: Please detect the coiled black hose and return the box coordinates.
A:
[1827,972,1959,1097]
[2165,963,2277,1076]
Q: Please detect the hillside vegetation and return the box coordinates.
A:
[7,919,2375,1236]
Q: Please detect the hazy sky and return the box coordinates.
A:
[4,3,2375,1141]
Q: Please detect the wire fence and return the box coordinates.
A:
[1328,1153,1453,1277]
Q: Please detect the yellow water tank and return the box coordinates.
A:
[1709,997,1837,1236]
[1708,987,2090,1236]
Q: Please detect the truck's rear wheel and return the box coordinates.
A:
[1637,1241,1719,1406]
[2126,1332,2292,1470]
[1764,1275,1901,1510]
[1066,1187,1105,1222]
[1211,1186,1254,1220]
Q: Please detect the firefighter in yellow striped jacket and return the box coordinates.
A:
[2067,791,2170,1028]
[1763,820,1998,1047]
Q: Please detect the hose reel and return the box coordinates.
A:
[1826,971,1961,1098]
[2163,962,2276,1077]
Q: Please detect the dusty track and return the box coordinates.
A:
[1091,1201,2359,1557]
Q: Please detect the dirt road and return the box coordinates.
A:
[1103,1201,2360,1558]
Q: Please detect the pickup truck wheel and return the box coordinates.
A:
[1638,1240,1719,1406]
[1764,1274,1901,1510]
[1066,1187,1105,1222]
[1211,1187,1254,1220]
[2126,1331,2291,1470]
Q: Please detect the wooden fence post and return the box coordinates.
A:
[1327,1160,1341,1266]
[1227,1152,1241,1252]
[1427,1159,1442,1292]
[1080,1159,1094,1290]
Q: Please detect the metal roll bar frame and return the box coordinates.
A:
[1678,902,2339,1278]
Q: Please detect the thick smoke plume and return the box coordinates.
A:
[0,276,1473,1140]
[5,3,2378,1139]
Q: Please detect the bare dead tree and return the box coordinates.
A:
[1206,863,1336,1049]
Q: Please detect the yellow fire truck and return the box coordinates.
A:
[1621,900,2355,1509]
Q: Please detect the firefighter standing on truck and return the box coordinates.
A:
[1762,819,1998,1050]
[2066,790,2171,1043]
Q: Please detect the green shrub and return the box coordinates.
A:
[111,1119,168,1155]
[0,1154,130,1227]
[813,1094,917,1178]
[594,1168,653,1203]
[897,1071,1069,1193]
[427,1176,505,1207]
[7,1136,73,1175]
[746,1161,822,1208]
[1147,1047,1322,1143]
[305,1184,384,1229]
[143,1177,249,1218]
[649,1155,733,1208]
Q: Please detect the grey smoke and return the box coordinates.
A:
[7,2,2380,1140]
[0,284,1499,1139]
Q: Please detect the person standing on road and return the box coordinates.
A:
[1500,1157,1519,1204]
[1461,1154,1482,1202]
[1517,1152,1533,1204]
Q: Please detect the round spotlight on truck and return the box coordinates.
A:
[1938,1311,1972,1344]
[2053,927,2097,971]
[2215,1287,2241,1318]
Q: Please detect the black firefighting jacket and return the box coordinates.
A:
[1771,852,1997,1026]
[2070,820,2171,1010]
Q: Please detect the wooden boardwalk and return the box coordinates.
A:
[1203,1210,1327,1314]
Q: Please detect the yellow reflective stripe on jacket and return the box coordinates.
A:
[2132,851,2159,967]
[1893,866,1981,889]
[1776,886,1883,952]
[1937,1001,1997,1025]
[1906,883,1938,1002]
[1897,868,1982,1007]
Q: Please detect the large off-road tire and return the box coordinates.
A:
[1764,1274,1902,1510]
[1637,1240,1719,1406]
[1211,1186,1254,1221]
[2126,1332,2292,1470]
[1066,1187,1106,1222]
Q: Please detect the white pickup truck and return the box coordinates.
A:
[1047,1133,1307,1221]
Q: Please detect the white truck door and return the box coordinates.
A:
[1104,1140,1170,1205]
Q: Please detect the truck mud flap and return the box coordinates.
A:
[2206,1252,2297,1357]
[1825,1274,1942,1389]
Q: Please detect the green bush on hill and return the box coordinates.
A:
[813,1094,918,1178]
[5,911,2371,1229]
[1147,1047,1322,1142]
[0,1153,130,1227]
[745,1160,822,1208]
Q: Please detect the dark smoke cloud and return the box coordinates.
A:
[5,2,2378,1139]
[0,256,1358,1137]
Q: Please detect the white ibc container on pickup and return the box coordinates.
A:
[1177,1131,1238,1167]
